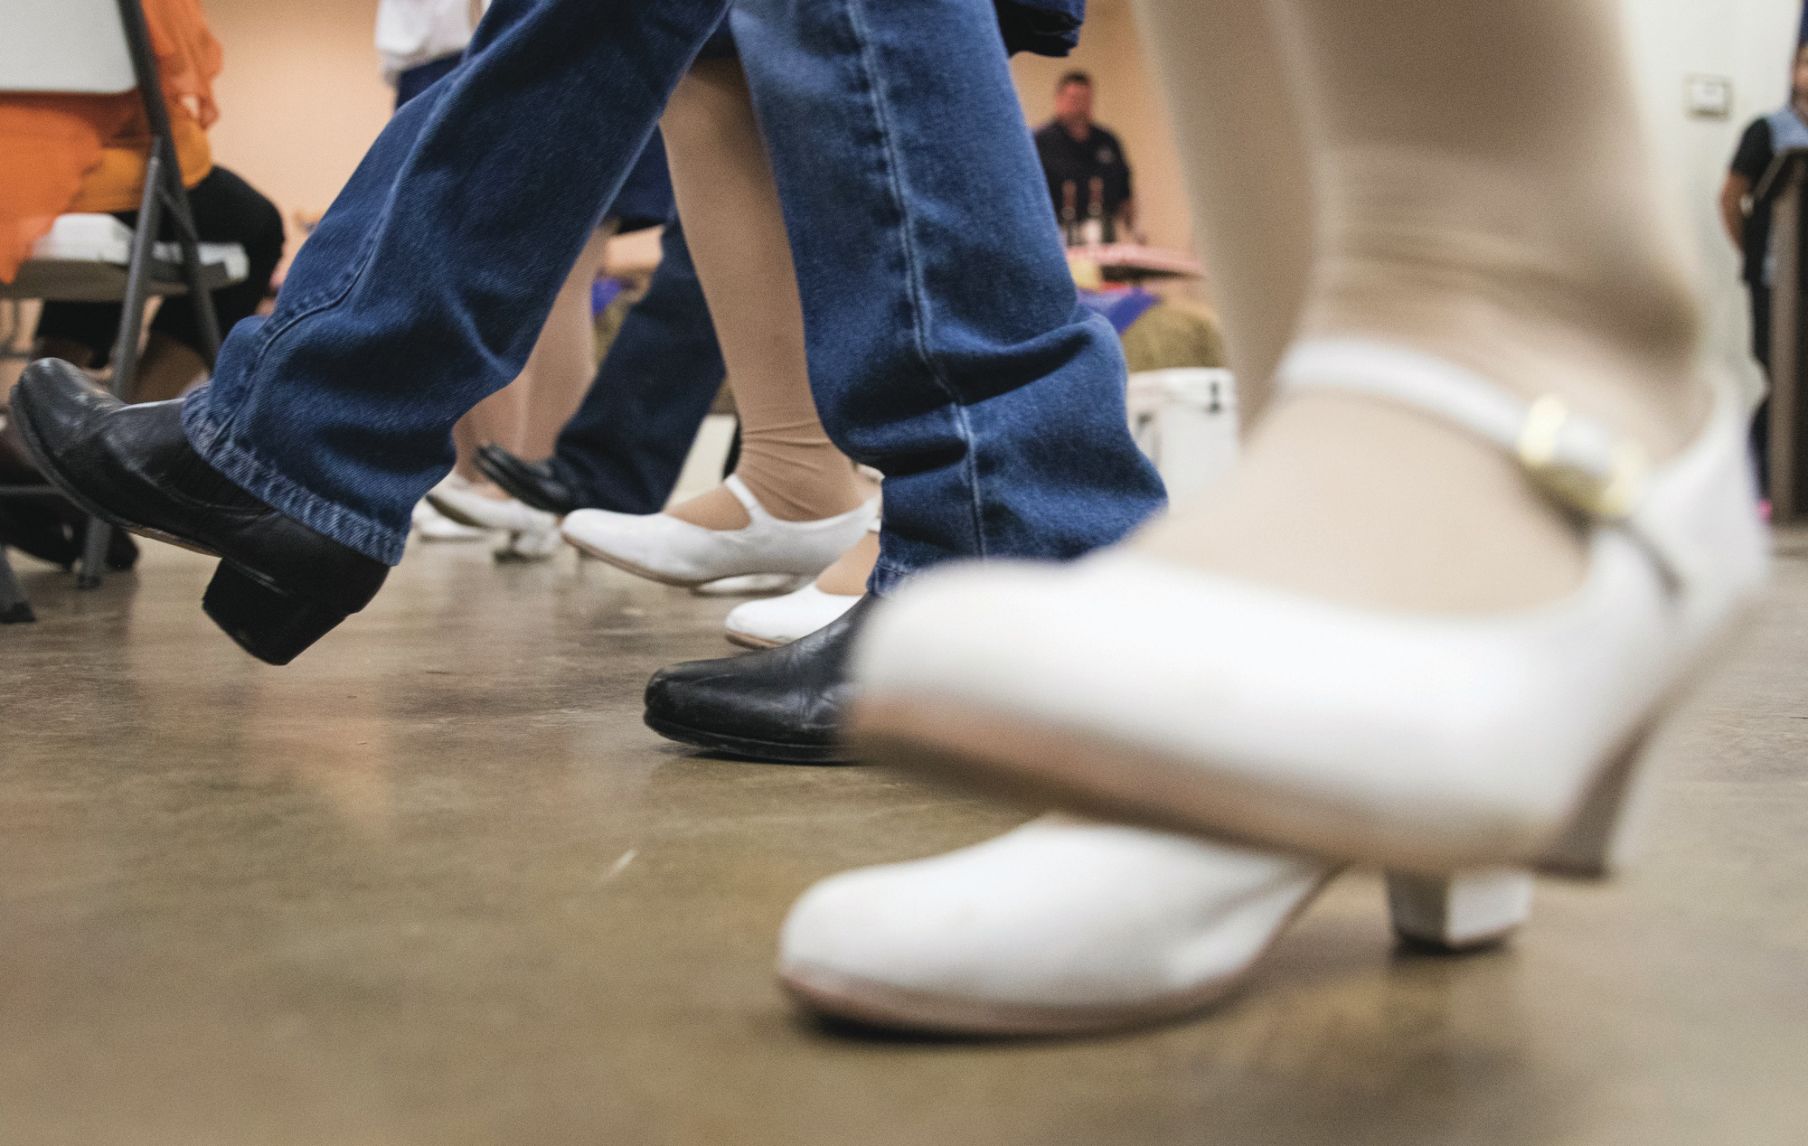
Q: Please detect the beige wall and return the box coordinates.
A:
[200,0,1195,273]
[203,0,394,260]
[1010,0,1192,259]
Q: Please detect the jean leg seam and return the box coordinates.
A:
[842,0,988,561]
[230,225,384,435]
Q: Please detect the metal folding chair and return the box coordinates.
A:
[0,0,237,621]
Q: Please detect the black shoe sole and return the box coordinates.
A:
[643,713,856,765]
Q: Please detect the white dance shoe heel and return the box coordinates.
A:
[493,523,564,563]
[561,475,877,588]
[724,583,863,649]
[779,818,1532,1037]
[848,339,1769,876]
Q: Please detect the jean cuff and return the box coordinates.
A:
[867,557,917,598]
[181,387,408,566]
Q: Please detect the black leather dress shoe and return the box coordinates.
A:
[476,444,584,515]
[2,415,140,573]
[643,597,875,764]
[10,360,388,664]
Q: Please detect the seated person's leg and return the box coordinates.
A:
[29,302,116,371]
[135,166,287,402]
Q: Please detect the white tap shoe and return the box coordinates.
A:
[848,339,1769,877]
[779,817,1532,1037]
[560,475,878,589]
[411,498,491,542]
[426,480,560,536]
[691,572,812,598]
[724,583,863,649]
[493,523,563,563]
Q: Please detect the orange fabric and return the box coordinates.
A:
[0,0,223,282]
[70,107,214,215]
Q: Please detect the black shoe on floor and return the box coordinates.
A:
[643,598,875,764]
[0,497,79,569]
[476,444,584,516]
[9,359,389,664]
[0,490,143,573]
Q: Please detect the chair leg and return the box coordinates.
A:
[0,547,35,623]
[76,518,110,591]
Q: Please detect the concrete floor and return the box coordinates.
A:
[0,533,1804,1146]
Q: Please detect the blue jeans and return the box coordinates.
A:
[552,217,726,515]
[393,54,463,111]
[733,0,1164,589]
[181,0,1164,583]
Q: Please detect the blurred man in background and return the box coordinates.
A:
[1720,39,1808,497]
[1034,70,1135,243]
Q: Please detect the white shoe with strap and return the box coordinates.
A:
[561,475,877,589]
[847,339,1769,876]
[779,817,1533,1037]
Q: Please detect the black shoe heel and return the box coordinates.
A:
[202,563,350,666]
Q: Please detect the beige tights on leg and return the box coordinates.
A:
[1132,0,1707,614]
[517,226,615,459]
[659,59,863,529]
[447,226,613,489]
[814,530,880,597]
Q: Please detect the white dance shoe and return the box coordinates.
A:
[427,481,560,536]
[494,523,564,563]
[411,498,490,542]
[779,818,1531,1037]
[560,476,877,588]
[724,583,863,649]
[426,480,562,563]
[848,339,1769,876]
[691,573,812,597]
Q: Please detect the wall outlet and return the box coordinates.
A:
[1686,75,1734,119]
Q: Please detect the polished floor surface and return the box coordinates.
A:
[1,533,1804,1146]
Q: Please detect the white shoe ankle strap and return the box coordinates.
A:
[1280,340,1650,523]
[724,474,771,525]
[1277,339,1710,588]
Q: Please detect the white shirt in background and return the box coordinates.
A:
[375,0,490,85]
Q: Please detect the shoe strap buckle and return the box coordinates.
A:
[1516,396,1649,521]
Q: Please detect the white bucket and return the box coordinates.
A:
[1127,368,1241,501]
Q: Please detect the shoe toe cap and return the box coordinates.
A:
[16,358,117,442]
[777,860,1114,1007]
[644,658,817,743]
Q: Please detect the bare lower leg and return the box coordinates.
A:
[1133,0,1707,613]
[517,227,615,458]
[659,59,863,529]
